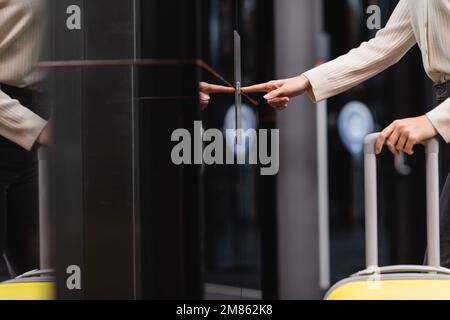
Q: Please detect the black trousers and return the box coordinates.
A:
[435,81,450,268]
[0,85,45,278]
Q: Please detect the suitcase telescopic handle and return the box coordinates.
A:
[38,147,51,270]
[363,133,440,269]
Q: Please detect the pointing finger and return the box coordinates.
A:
[200,82,235,94]
[241,82,270,93]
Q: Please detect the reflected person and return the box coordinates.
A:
[0,0,50,278]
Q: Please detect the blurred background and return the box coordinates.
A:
[2,0,443,300]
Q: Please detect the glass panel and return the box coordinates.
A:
[199,0,272,299]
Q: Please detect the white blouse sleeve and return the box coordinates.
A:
[0,89,47,151]
[302,0,416,103]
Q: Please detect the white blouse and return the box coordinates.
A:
[303,0,450,142]
[0,0,46,150]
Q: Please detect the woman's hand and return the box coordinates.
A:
[375,115,438,156]
[199,82,235,110]
[241,75,311,110]
[37,120,52,147]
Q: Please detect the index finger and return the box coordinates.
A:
[207,84,235,94]
[376,123,396,154]
[241,82,270,93]
[200,82,235,94]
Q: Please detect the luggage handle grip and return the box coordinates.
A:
[363,133,440,269]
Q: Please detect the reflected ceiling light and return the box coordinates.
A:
[338,101,374,155]
[223,104,257,157]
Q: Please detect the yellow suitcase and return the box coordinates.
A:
[0,270,54,300]
[0,148,55,300]
[326,133,450,300]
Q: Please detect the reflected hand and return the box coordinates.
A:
[37,120,52,147]
[375,115,438,156]
[199,82,235,110]
[241,75,310,110]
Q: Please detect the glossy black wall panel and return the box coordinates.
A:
[82,67,135,299]
[48,0,137,299]
[84,0,135,59]
[48,0,85,300]
[138,0,203,299]
[82,0,136,299]
[49,0,202,299]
